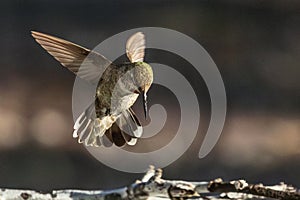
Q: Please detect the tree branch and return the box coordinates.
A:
[0,166,299,200]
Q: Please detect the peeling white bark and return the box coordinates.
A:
[0,166,299,200]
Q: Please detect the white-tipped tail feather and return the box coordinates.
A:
[73,103,142,147]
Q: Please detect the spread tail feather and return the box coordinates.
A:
[73,103,142,147]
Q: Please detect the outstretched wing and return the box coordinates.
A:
[31,31,112,84]
[126,32,145,63]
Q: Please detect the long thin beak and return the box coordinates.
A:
[143,92,148,119]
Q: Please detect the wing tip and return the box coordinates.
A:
[30,30,39,41]
[30,30,44,39]
[133,31,144,37]
[30,30,36,35]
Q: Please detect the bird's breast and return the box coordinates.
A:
[110,93,139,115]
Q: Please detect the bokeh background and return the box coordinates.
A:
[0,0,299,191]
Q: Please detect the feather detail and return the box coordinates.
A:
[31,31,112,84]
[73,104,142,147]
[126,32,145,63]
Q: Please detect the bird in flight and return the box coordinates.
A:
[31,31,153,147]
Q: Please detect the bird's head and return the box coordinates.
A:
[134,62,153,119]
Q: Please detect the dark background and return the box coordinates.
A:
[0,0,299,191]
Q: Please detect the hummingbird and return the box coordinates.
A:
[31,31,153,147]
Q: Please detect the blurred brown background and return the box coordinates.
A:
[0,0,299,191]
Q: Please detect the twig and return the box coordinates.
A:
[207,178,300,200]
[0,166,299,200]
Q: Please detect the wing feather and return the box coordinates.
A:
[31,31,112,84]
[126,32,145,63]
